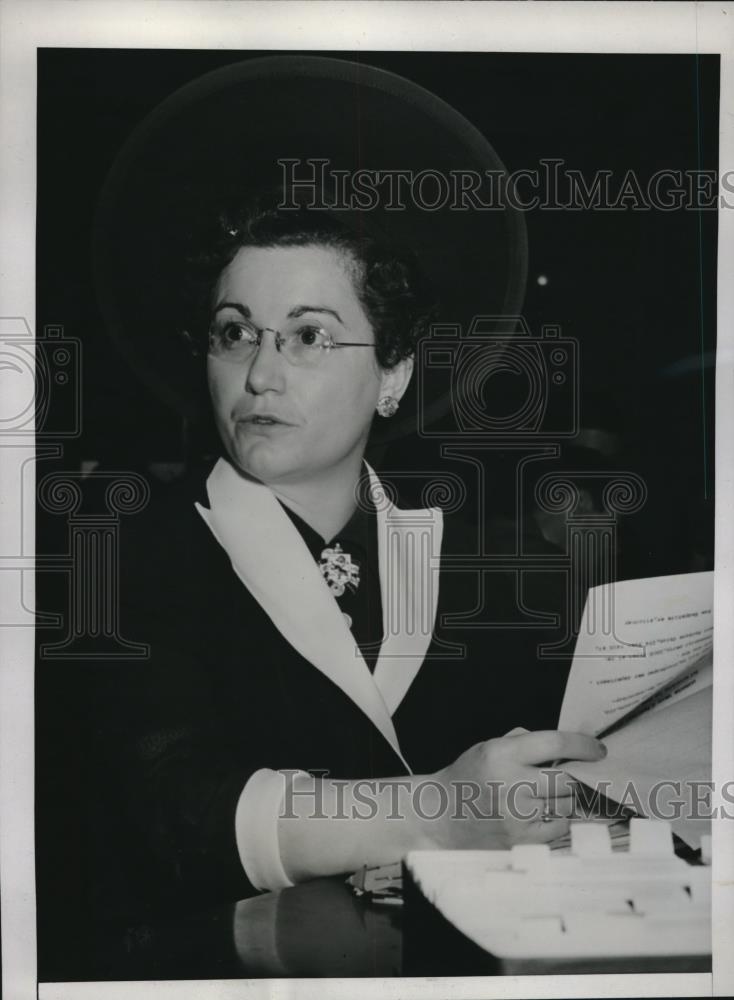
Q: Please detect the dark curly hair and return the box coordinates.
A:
[183,193,436,369]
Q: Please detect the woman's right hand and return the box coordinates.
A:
[420,730,607,850]
[278,730,607,883]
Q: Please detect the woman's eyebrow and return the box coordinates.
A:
[287,305,344,325]
[212,301,251,318]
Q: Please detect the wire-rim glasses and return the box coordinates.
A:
[208,318,374,369]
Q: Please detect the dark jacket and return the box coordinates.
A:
[37,465,571,952]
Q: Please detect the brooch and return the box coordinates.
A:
[319,543,360,597]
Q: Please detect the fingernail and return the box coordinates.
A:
[596,741,607,757]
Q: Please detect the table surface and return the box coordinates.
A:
[98,877,402,980]
[91,866,709,981]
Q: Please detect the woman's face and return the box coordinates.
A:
[207,244,408,488]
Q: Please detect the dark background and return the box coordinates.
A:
[35,50,718,980]
[37,48,718,567]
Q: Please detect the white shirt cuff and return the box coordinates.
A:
[234,768,308,892]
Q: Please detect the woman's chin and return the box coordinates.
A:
[223,429,364,488]
[227,439,298,485]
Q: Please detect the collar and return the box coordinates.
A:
[195,459,444,772]
[278,497,372,568]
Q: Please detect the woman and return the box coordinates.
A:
[89,197,605,926]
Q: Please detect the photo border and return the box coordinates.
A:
[1,3,732,998]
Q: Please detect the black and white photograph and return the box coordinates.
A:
[1,3,733,998]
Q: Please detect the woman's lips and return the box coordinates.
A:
[236,414,294,429]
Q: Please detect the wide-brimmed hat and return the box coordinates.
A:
[93,55,527,442]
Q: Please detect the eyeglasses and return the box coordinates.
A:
[208,318,374,369]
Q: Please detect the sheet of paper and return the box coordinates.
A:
[558,571,713,736]
[563,686,712,847]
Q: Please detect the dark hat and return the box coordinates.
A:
[93,55,527,440]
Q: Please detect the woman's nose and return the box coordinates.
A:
[245,329,286,394]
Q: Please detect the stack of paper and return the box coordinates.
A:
[558,572,713,848]
[406,819,710,962]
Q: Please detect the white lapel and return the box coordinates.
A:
[195,459,414,769]
[365,465,444,715]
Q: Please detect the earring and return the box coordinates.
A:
[376,396,399,418]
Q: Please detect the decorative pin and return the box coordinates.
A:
[319,543,360,597]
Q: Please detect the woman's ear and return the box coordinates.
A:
[379,355,414,404]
